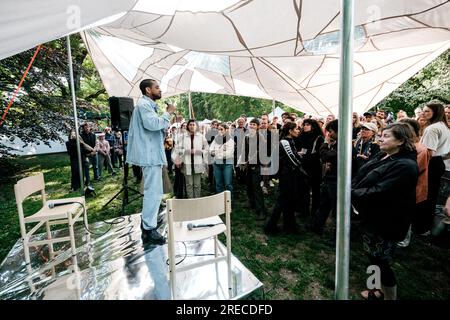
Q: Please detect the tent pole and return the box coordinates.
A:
[188,91,193,119]
[335,0,354,300]
[66,35,85,196]
[272,99,275,116]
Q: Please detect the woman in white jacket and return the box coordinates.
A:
[209,123,235,194]
[172,119,209,198]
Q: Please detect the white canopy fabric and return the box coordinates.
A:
[269,107,286,121]
[0,0,136,60]
[2,0,450,116]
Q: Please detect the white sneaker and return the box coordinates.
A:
[397,225,412,247]
[261,186,268,195]
[260,181,264,187]
[396,239,409,248]
[269,181,275,187]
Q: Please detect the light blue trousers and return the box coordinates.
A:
[142,165,163,230]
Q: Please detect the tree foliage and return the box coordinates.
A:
[0,34,108,159]
[375,49,450,115]
[166,92,299,122]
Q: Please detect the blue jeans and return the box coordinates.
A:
[142,165,163,230]
[83,160,91,187]
[213,163,233,194]
[88,155,99,179]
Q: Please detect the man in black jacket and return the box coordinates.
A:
[234,117,247,186]
[80,122,99,181]
[239,118,268,220]
[205,120,219,190]
[307,120,339,235]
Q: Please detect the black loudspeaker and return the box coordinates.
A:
[109,96,134,131]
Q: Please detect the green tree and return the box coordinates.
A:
[0,35,108,158]
[167,92,299,122]
[375,49,450,116]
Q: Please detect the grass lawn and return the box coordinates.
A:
[1,153,449,300]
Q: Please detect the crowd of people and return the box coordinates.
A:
[66,123,123,191]
[66,78,450,300]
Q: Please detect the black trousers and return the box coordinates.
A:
[311,180,337,232]
[368,255,396,287]
[411,200,429,234]
[110,147,117,166]
[69,158,81,190]
[208,164,215,191]
[300,168,322,217]
[265,172,299,232]
[426,156,445,231]
[173,166,186,199]
[246,167,266,215]
[309,168,323,217]
[132,165,143,183]
[165,149,173,174]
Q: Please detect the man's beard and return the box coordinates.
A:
[151,93,161,100]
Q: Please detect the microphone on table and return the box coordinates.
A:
[48,202,77,209]
[187,223,220,231]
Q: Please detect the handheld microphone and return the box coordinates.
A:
[187,223,220,230]
[48,202,76,209]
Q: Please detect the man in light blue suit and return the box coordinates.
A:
[127,79,176,244]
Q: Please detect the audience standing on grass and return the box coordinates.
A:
[295,118,324,217]
[96,133,116,178]
[352,123,419,300]
[396,118,431,247]
[353,122,380,173]
[209,123,235,195]
[306,119,339,236]
[80,122,99,182]
[171,119,209,199]
[62,98,450,300]
[239,118,268,220]
[264,122,308,235]
[65,130,95,191]
[419,103,450,235]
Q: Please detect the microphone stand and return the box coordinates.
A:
[102,129,143,216]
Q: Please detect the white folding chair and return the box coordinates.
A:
[166,190,232,299]
[14,173,87,268]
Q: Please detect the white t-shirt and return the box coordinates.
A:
[420,122,450,158]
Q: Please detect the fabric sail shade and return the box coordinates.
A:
[2,0,450,116]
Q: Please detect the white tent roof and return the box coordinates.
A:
[1,0,449,116]
[269,107,286,121]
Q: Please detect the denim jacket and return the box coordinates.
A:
[126,95,170,167]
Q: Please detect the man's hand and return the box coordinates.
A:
[356,154,369,160]
[444,197,450,218]
[166,103,176,114]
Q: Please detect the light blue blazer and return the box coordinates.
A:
[126,95,170,167]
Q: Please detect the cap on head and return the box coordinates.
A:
[362,122,378,133]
